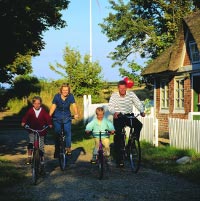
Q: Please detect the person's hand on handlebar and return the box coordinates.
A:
[110,130,115,135]
[140,112,145,117]
[74,114,79,120]
[114,112,120,119]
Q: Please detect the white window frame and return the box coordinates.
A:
[189,41,200,63]
[174,77,184,112]
[160,80,169,111]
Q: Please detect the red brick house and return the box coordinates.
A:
[142,11,200,136]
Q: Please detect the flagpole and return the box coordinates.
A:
[90,0,92,62]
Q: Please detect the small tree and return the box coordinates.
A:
[50,46,104,97]
[12,75,41,98]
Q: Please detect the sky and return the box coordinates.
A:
[31,0,145,82]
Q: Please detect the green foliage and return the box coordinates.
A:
[0,158,26,188]
[12,75,41,98]
[0,54,32,84]
[143,98,153,114]
[119,61,143,83]
[99,0,199,74]
[0,0,70,84]
[141,141,200,184]
[50,46,105,97]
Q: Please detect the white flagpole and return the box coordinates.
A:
[90,0,92,62]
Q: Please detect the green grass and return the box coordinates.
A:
[0,157,29,201]
[141,141,200,184]
[0,158,26,188]
[71,124,200,185]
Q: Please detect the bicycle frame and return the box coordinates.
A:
[24,125,49,185]
[91,130,110,180]
[119,113,141,173]
[53,116,74,171]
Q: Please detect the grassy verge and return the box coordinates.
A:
[0,157,28,201]
[141,141,200,184]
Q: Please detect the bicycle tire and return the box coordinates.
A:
[59,147,67,171]
[129,139,141,173]
[32,149,40,185]
[98,150,104,180]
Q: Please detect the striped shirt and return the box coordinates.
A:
[108,91,144,114]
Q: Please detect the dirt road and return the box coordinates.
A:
[0,129,200,201]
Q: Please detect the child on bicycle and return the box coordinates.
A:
[21,96,52,165]
[85,107,115,164]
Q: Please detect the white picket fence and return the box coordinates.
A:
[169,118,200,153]
[83,95,158,146]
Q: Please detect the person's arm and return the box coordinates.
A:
[72,103,79,119]
[108,93,121,119]
[108,95,116,114]
[131,92,145,114]
[44,109,53,128]
[49,103,56,117]
[85,120,94,134]
[21,109,30,126]
[106,120,115,134]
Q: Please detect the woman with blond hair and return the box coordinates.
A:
[49,83,79,158]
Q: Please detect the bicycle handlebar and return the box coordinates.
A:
[24,125,49,133]
[86,130,114,136]
[118,113,140,119]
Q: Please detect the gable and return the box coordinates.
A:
[142,11,200,76]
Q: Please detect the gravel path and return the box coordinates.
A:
[1,130,200,201]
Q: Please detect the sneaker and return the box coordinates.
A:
[119,160,125,167]
[25,157,32,165]
[66,151,72,156]
[90,155,97,164]
[66,148,72,156]
[116,160,124,168]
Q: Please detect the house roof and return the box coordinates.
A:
[142,10,200,76]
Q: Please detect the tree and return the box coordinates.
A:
[50,46,104,97]
[99,0,200,75]
[12,75,41,98]
[0,0,70,83]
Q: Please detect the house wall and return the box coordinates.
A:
[155,77,191,136]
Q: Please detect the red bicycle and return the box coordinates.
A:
[89,130,112,180]
[24,125,49,185]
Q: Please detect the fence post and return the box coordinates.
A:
[83,95,88,124]
[153,118,158,147]
[83,95,92,124]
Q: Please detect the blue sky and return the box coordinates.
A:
[32,0,145,82]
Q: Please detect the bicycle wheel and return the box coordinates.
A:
[59,147,67,171]
[98,150,104,180]
[32,149,40,185]
[129,139,141,173]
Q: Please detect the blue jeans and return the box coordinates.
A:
[53,119,72,148]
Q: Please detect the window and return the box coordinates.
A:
[160,80,169,109]
[175,78,184,109]
[189,41,200,63]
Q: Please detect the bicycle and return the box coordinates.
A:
[88,130,112,180]
[118,113,141,173]
[24,125,49,185]
[53,116,74,171]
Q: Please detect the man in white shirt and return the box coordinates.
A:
[108,80,145,167]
